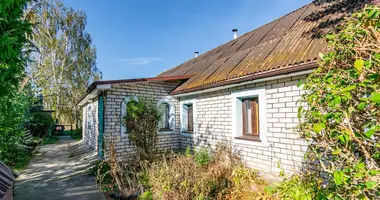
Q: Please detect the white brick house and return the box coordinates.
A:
[78,1,362,174]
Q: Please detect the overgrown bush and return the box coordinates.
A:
[95,143,266,199]
[148,143,265,200]
[29,112,55,137]
[291,5,380,199]
[123,97,161,161]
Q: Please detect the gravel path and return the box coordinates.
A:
[14,136,106,200]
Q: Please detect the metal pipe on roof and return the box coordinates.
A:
[194,52,199,58]
[232,29,238,39]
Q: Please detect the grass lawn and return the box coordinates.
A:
[42,136,59,144]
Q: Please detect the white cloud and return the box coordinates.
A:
[113,57,164,65]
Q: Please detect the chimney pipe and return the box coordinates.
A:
[232,29,238,39]
[194,51,199,58]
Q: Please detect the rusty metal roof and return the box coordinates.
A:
[158,0,368,94]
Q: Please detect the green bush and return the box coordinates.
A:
[0,0,33,167]
[296,5,380,199]
[123,97,161,161]
[71,128,82,140]
[148,144,265,200]
[194,148,212,166]
[29,112,55,137]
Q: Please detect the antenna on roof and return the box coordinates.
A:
[194,51,199,58]
[232,29,238,39]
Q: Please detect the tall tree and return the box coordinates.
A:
[29,0,101,124]
[0,0,33,165]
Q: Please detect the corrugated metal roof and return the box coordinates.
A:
[0,161,16,200]
[158,0,368,94]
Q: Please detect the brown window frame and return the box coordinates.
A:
[238,97,260,141]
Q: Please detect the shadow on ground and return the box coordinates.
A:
[14,136,105,200]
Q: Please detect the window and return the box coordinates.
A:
[157,98,175,132]
[120,96,138,135]
[159,103,170,130]
[231,88,267,145]
[86,104,93,143]
[186,104,193,132]
[242,98,259,137]
[181,101,195,133]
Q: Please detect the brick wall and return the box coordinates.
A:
[180,75,308,174]
[103,81,182,160]
[82,98,99,150]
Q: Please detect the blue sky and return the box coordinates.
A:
[63,0,312,80]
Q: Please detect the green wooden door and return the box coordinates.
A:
[98,95,104,158]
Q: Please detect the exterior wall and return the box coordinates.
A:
[82,98,99,150]
[179,75,308,174]
[103,81,182,160]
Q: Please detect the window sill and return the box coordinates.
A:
[180,131,193,137]
[234,135,261,142]
[158,130,176,135]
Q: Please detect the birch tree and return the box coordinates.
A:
[29,0,101,124]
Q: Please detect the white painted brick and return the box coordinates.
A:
[272,93,285,98]
[273,103,285,108]
[278,86,292,92]
[279,97,293,103]
[285,91,300,97]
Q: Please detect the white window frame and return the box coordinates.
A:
[231,88,268,146]
[156,98,176,134]
[180,98,196,136]
[120,96,138,136]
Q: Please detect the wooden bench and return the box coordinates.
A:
[22,130,42,151]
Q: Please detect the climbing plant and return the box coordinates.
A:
[123,98,161,161]
[298,5,380,199]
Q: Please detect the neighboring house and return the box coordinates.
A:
[77,1,369,174]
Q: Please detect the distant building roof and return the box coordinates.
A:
[159,0,369,94]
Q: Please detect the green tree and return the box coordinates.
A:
[0,0,33,165]
[29,0,101,124]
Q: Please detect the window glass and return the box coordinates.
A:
[187,104,193,132]
[159,103,170,130]
[242,98,259,136]
[182,103,193,133]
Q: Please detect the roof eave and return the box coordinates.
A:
[171,61,318,96]
[76,75,193,106]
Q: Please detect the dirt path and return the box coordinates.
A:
[14,136,106,200]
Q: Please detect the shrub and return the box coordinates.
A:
[295,5,380,199]
[194,148,212,166]
[148,143,265,200]
[123,97,161,161]
[71,128,82,140]
[29,112,55,137]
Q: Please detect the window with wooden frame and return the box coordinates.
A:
[241,97,259,140]
[182,103,193,133]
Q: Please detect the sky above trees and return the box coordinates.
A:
[63,0,311,80]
